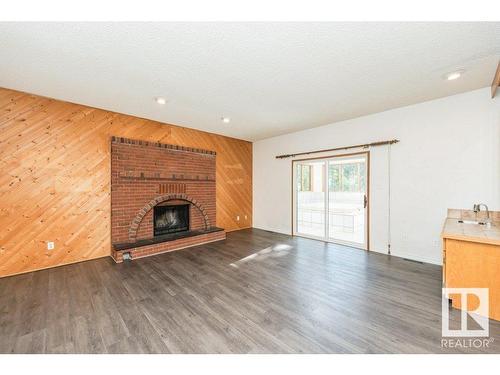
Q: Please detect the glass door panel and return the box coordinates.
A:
[327,155,368,248]
[295,160,326,238]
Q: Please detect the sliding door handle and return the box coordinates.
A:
[363,194,368,209]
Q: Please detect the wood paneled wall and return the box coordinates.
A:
[0,88,252,277]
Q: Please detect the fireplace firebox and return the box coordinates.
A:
[154,204,190,236]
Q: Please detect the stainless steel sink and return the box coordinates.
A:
[458,219,492,228]
[458,219,481,225]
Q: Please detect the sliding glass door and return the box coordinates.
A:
[293,153,369,249]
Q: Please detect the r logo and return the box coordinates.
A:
[442,288,489,337]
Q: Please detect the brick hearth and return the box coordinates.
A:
[110,136,225,262]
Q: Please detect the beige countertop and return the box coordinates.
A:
[442,209,500,246]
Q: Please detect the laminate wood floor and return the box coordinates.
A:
[1,228,499,353]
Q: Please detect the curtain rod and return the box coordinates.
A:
[275,139,400,159]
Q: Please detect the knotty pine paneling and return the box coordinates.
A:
[0,88,252,277]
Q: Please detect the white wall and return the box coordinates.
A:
[253,88,500,265]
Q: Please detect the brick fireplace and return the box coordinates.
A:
[110,136,226,262]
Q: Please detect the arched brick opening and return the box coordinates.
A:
[128,193,210,241]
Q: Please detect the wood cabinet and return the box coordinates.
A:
[443,237,500,321]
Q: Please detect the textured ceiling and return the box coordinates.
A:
[0,22,499,141]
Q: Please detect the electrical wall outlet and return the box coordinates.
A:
[236,215,240,221]
[244,215,248,220]
[47,241,55,250]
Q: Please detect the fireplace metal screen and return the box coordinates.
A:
[153,204,190,236]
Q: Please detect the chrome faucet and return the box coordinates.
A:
[473,203,490,225]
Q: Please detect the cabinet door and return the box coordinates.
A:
[445,239,500,321]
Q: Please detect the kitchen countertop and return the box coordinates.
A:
[442,209,500,246]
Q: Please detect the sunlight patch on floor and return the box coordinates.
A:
[229,243,292,268]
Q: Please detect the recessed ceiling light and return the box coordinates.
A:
[155,97,167,105]
[444,70,464,81]
[221,116,231,124]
